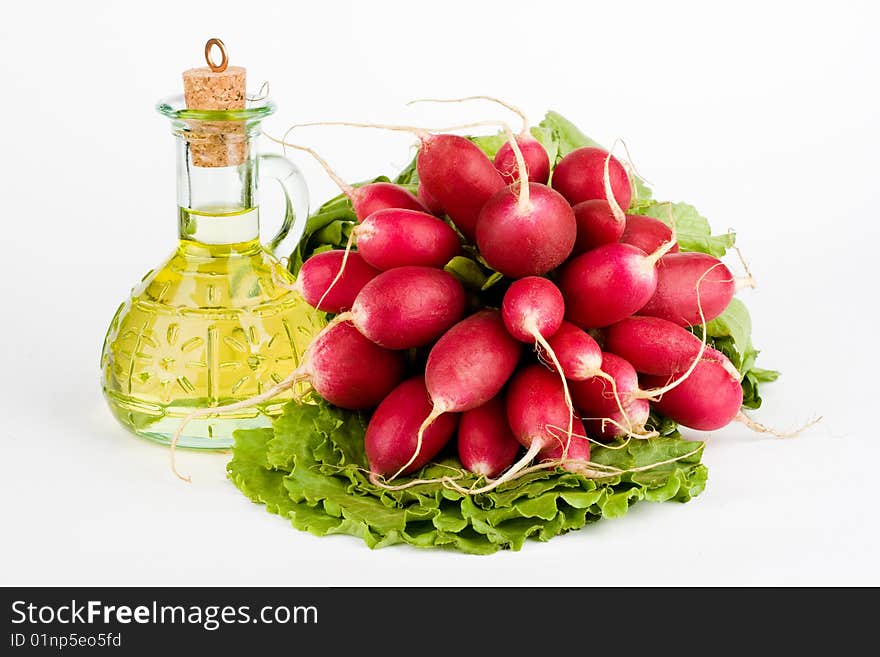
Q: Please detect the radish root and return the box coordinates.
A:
[169,312,353,482]
[498,121,531,211]
[633,260,720,400]
[407,95,530,136]
[274,119,508,144]
[170,368,310,482]
[265,134,356,199]
[604,140,627,226]
[371,426,703,497]
[643,201,679,267]
[315,228,357,312]
[736,412,822,438]
[439,441,544,495]
[531,328,575,458]
[390,405,446,481]
[731,243,758,290]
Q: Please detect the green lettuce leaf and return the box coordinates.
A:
[228,400,708,554]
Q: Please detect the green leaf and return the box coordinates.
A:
[630,201,735,257]
[228,400,708,554]
[705,297,752,352]
[481,271,505,291]
[470,132,508,159]
[539,110,603,157]
[444,256,488,289]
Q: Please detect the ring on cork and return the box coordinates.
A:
[182,38,247,167]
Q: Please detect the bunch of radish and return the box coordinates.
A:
[171,102,760,488]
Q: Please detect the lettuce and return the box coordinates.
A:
[229,400,707,554]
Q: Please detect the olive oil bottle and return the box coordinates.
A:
[101,42,323,448]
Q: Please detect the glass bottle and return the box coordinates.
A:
[100,94,324,448]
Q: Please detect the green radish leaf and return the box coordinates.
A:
[529,125,559,168]
[540,110,603,156]
[444,256,488,289]
[481,271,505,291]
[749,367,780,383]
[470,132,508,159]
[630,201,735,257]
[705,297,752,350]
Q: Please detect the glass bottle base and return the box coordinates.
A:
[104,388,290,449]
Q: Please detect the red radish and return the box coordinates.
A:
[295,250,379,313]
[506,364,587,472]
[348,182,428,220]
[571,199,626,254]
[570,352,641,420]
[301,204,458,308]
[476,130,576,277]
[559,243,662,328]
[542,321,603,380]
[639,252,735,326]
[476,181,576,277]
[407,95,550,184]
[365,376,459,478]
[495,137,550,184]
[620,214,679,255]
[541,322,634,435]
[424,310,522,415]
[394,310,521,479]
[457,398,521,478]
[270,120,506,241]
[418,183,444,216]
[605,316,730,376]
[583,398,650,442]
[356,208,460,270]
[418,134,506,240]
[552,146,632,210]
[501,277,565,343]
[169,320,406,480]
[501,277,576,439]
[642,355,743,431]
[538,429,591,467]
[348,266,466,349]
[301,321,405,409]
[259,138,444,306]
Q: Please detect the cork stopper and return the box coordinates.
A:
[181,39,247,167]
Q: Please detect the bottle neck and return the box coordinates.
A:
[175,123,260,245]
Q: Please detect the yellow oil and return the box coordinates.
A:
[101,207,324,448]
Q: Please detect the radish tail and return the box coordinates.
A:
[643,202,679,267]
[736,412,822,438]
[604,141,627,225]
[407,95,530,136]
[272,119,509,144]
[442,439,544,496]
[170,368,310,483]
[499,122,531,211]
[532,330,575,457]
[389,405,446,482]
[264,134,356,199]
[594,369,636,434]
[633,262,721,400]
[314,228,356,312]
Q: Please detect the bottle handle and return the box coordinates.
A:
[258,153,310,261]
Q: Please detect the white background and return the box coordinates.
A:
[1,0,878,586]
